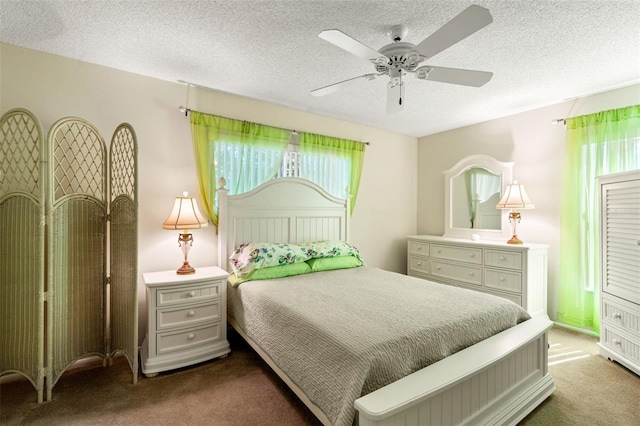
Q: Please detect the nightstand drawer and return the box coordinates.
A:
[408,255,429,275]
[157,322,222,355]
[485,250,522,270]
[157,301,221,331]
[431,244,482,265]
[157,281,221,306]
[431,260,482,286]
[484,268,522,293]
[408,241,429,256]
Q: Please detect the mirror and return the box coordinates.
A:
[443,154,513,241]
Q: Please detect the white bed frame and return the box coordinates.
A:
[217,177,555,426]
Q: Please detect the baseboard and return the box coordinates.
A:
[552,321,599,337]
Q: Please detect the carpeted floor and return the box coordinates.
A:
[1,325,639,425]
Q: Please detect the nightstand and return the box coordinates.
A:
[140,266,230,377]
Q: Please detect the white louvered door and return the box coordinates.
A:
[600,174,640,305]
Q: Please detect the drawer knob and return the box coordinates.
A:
[469,253,475,258]
[613,313,622,320]
[417,246,422,251]
[436,266,441,270]
[187,333,195,340]
[469,272,475,276]
[613,339,622,346]
[188,310,195,317]
[417,261,422,266]
[500,255,506,260]
[499,277,505,281]
[187,291,196,297]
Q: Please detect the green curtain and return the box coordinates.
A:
[190,111,290,226]
[557,105,640,333]
[298,132,366,214]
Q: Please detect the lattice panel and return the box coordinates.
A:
[0,109,43,197]
[49,119,106,202]
[110,124,136,201]
[109,122,138,384]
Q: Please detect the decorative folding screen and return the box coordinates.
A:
[0,108,46,402]
[108,124,139,383]
[0,109,138,403]
[47,117,109,399]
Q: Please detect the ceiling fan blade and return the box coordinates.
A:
[311,73,378,97]
[319,29,388,62]
[386,81,405,113]
[414,5,493,59]
[416,66,493,87]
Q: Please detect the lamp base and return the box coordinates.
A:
[507,234,523,245]
[176,262,196,275]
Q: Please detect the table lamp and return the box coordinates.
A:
[162,192,209,274]
[496,181,535,244]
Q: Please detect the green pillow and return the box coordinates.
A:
[306,255,363,272]
[229,262,312,287]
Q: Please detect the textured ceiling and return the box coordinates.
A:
[1,0,639,137]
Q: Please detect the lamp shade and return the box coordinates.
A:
[496,182,535,210]
[162,192,209,230]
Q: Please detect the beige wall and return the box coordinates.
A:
[1,43,417,340]
[417,84,640,321]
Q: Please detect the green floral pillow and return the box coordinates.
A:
[301,240,363,262]
[229,242,311,276]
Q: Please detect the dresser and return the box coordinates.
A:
[140,266,230,377]
[407,235,549,317]
[598,170,640,376]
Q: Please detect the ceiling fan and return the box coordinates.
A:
[311,4,494,113]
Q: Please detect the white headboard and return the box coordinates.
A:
[217,177,350,272]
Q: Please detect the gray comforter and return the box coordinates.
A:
[227,266,530,426]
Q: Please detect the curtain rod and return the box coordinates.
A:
[177,105,371,146]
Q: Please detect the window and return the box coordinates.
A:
[190,110,365,225]
[557,105,640,332]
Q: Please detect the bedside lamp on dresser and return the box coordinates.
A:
[162,192,209,275]
[140,193,230,377]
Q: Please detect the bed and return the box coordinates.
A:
[217,177,555,426]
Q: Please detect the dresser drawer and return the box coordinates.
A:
[431,244,482,265]
[431,260,482,286]
[601,325,640,364]
[408,255,429,275]
[157,281,221,306]
[602,297,640,335]
[484,250,523,271]
[408,241,429,256]
[484,268,522,293]
[157,322,222,355]
[157,301,221,331]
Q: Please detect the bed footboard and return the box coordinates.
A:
[355,317,555,426]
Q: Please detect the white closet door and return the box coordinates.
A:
[601,177,640,305]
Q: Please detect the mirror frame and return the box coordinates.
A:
[442,154,514,241]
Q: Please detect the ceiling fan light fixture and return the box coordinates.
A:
[312,5,494,110]
[415,66,431,80]
[406,51,420,63]
[374,56,388,65]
